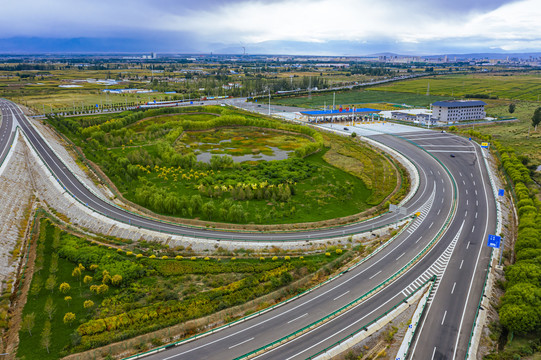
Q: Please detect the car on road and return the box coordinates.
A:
[344,127,349,130]
[450,154,455,157]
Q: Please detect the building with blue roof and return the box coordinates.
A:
[431,100,486,123]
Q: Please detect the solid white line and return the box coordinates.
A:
[333,291,350,301]
[228,337,254,349]
[369,270,382,280]
[396,252,406,261]
[441,310,447,325]
[459,260,464,269]
[287,313,308,324]
[451,282,456,294]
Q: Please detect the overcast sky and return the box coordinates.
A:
[1,0,540,55]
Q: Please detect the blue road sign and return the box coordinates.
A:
[487,234,501,248]
[498,189,504,197]
[96,104,99,108]
[190,101,193,104]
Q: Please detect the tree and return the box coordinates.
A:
[72,267,82,282]
[41,321,52,353]
[63,312,76,327]
[64,296,72,307]
[22,313,35,336]
[83,300,95,310]
[83,275,93,285]
[30,277,43,298]
[45,275,57,293]
[111,274,123,286]
[44,296,56,320]
[508,103,516,114]
[59,282,71,294]
[97,284,109,295]
[532,107,541,131]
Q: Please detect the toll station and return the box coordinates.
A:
[300,107,382,124]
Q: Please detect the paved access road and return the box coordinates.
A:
[0,101,17,167]
[0,99,496,359]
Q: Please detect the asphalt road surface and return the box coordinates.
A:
[0,98,496,359]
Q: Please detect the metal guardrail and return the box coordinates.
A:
[306,275,437,360]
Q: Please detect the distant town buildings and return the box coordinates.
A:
[431,100,486,123]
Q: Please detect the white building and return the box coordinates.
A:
[431,100,486,124]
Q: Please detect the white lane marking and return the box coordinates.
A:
[465,211,467,217]
[470,173,473,177]
[473,180,476,186]
[430,170,433,175]
[451,282,456,294]
[333,291,350,301]
[459,172,462,177]
[431,347,437,360]
[472,225,475,233]
[459,260,464,269]
[437,209,441,215]
[429,221,434,229]
[475,212,478,219]
[462,180,466,185]
[475,190,478,196]
[287,313,308,324]
[476,200,479,206]
[443,188,445,193]
[441,179,444,183]
[441,310,447,325]
[277,293,402,360]
[416,236,423,244]
[396,252,406,261]
[453,143,492,360]
[369,270,382,280]
[466,241,470,249]
[441,198,444,203]
[438,170,441,175]
[467,200,469,205]
[465,189,468,195]
[228,337,254,349]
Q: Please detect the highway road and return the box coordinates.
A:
[0,98,496,359]
[0,98,433,242]
[0,101,17,167]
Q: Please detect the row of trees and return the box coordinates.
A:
[464,130,541,335]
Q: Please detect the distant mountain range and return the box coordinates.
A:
[0,37,540,60]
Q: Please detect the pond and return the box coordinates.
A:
[195,146,292,163]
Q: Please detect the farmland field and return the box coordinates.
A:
[270,89,452,109]
[372,73,541,101]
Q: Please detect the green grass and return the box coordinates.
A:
[373,73,541,101]
[18,219,347,358]
[270,89,452,109]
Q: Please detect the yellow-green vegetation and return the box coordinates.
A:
[323,134,397,205]
[373,73,541,101]
[47,105,398,224]
[18,219,347,359]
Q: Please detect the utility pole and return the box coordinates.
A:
[268,89,271,115]
[333,92,336,110]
